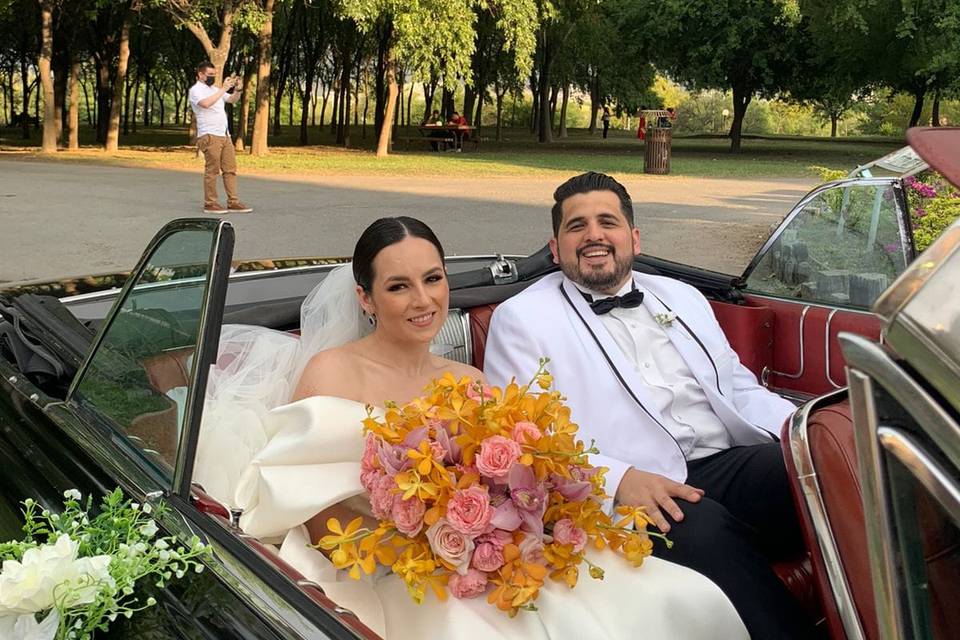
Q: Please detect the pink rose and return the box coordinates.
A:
[429,440,447,463]
[471,542,505,572]
[361,434,378,472]
[466,382,495,402]
[392,497,426,537]
[477,529,512,550]
[511,421,542,444]
[446,486,493,537]
[552,519,587,552]
[518,535,545,564]
[448,568,488,599]
[370,474,398,520]
[426,518,475,575]
[476,436,522,480]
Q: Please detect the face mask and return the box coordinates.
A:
[204,76,215,86]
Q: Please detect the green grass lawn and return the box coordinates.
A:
[0,123,904,179]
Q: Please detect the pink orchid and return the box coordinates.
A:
[490,464,546,536]
[550,473,592,502]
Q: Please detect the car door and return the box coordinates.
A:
[739,177,914,399]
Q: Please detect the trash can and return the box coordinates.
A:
[644,126,672,175]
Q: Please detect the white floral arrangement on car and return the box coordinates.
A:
[0,488,209,640]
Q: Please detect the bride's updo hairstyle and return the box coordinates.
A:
[352,216,446,291]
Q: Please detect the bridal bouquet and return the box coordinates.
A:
[317,360,662,616]
[0,488,209,640]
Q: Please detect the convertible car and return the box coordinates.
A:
[0,143,956,638]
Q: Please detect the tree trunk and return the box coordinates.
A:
[156,84,165,126]
[495,86,504,141]
[729,85,752,152]
[319,80,330,126]
[908,87,925,128]
[236,66,254,150]
[38,1,57,153]
[558,83,569,138]
[463,85,477,125]
[67,61,80,149]
[105,5,135,152]
[20,55,30,139]
[143,73,151,127]
[422,77,437,123]
[336,55,352,146]
[300,65,315,145]
[54,56,67,144]
[537,32,553,143]
[548,83,559,131]
[131,77,140,133]
[405,81,413,127]
[931,90,941,127]
[373,20,392,135]
[376,58,398,158]
[81,73,93,126]
[588,72,599,134]
[250,0,276,156]
[529,69,539,134]
[830,112,838,137]
[288,82,294,126]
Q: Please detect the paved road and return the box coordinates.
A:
[0,157,814,283]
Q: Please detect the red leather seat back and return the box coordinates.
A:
[468,304,497,370]
[783,402,878,639]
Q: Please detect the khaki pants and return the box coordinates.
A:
[198,134,240,207]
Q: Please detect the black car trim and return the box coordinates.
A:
[173,221,234,499]
[169,492,366,640]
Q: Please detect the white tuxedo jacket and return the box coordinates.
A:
[483,271,795,499]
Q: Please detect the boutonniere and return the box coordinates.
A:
[654,311,677,327]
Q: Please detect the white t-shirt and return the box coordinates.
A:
[578,280,733,461]
[188,81,229,137]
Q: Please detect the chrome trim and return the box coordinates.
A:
[741,177,902,282]
[458,308,473,366]
[788,388,865,640]
[296,579,326,594]
[846,368,900,639]
[841,332,960,637]
[877,426,960,528]
[761,305,809,385]
[824,310,844,389]
[841,334,960,474]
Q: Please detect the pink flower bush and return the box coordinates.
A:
[511,421,542,444]
[392,497,426,537]
[448,568,488,599]
[475,435,522,480]
[552,519,587,552]
[426,519,475,575]
[446,486,493,537]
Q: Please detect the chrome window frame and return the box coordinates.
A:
[842,332,960,638]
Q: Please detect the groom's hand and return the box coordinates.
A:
[615,468,705,533]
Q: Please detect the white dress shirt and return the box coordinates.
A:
[188,81,229,137]
[578,279,733,460]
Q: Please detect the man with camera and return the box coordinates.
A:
[188,61,252,214]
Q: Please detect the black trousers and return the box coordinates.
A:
[650,443,815,639]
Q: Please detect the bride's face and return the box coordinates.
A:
[359,236,448,344]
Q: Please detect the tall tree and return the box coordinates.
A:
[249,0,274,155]
[629,0,802,151]
[37,0,57,152]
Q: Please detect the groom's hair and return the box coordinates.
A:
[551,172,634,236]
[353,216,445,291]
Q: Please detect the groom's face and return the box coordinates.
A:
[549,190,640,295]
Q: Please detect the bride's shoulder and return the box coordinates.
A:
[293,346,361,401]
[436,357,486,384]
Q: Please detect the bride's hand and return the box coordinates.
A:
[615,468,704,533]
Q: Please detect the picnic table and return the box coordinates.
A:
[399,124,479,152]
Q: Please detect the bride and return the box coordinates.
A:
[231,217,748,640]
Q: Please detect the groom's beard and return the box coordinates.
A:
[559,243,635,292]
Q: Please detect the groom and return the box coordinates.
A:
[483,172,813,638]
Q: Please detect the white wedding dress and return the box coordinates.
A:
[233,396,749,640]
[196,265,748,640]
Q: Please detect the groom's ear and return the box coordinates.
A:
[548,237,560,265]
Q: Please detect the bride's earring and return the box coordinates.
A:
[369,314,377,327]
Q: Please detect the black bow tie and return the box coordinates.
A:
[583,288,645,315]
